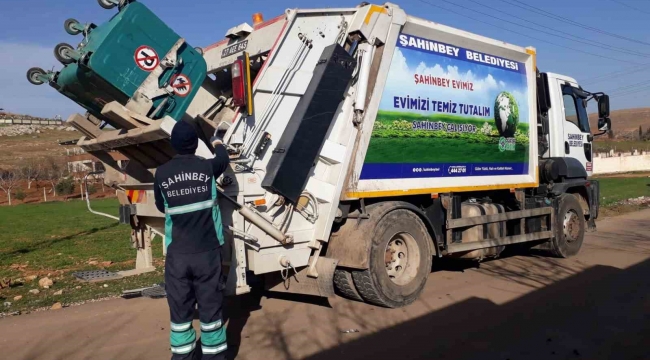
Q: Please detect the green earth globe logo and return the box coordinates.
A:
[494,91,519,137]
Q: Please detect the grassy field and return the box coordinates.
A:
[596,176,650,206]
[0,129,69,168]
[0,199,164,314]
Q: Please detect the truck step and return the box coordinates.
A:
[446,231,553,254]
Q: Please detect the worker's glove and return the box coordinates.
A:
[210,135,223,147]
[210,129,224,147]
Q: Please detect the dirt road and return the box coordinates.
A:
[1,210,649,360]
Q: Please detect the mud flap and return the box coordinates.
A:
[265,257,339,298]
[587,180,599,232]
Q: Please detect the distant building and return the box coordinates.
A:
[64,147,128,180]
[0,113,65,126]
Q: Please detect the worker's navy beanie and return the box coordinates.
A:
[171,121,198,155]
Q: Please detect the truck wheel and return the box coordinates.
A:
[333,269,363,302]
[26,67,46,85]
[54,43,75,65]
[351,209,432,308]
[550,194,585,258]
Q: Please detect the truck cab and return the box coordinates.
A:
[538,71,611,176]
[546,73,594,174]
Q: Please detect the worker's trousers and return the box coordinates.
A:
[166,247,227,360]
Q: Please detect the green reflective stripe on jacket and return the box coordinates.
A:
[162,190,173,250]
[211,182,225,246]
[159,175,224,249]
[167,199,215,215]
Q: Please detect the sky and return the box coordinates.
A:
[1,0,649,118]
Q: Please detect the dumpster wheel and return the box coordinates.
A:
[54,43,75,65]
[97,0,117,9]
[26,67,46,86]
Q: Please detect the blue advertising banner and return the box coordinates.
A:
[360,33,530,180]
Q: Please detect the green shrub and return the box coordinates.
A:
[55,178,75,195]
[14,190,27,201]
[86,185,97,195]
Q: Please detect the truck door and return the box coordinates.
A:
[560,82,593,175]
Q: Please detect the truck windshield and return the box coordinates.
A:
[561,84,591,133]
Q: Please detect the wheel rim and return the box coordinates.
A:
[28,70,44,85]
[98,0,117,9]
[66,25,81,35]
[563,210,580,243]
[384,232,420,286]
[59,47,72,59]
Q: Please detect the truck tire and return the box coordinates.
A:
[550,194,585,258]
[351,208,432,308]
[333,269,363,302]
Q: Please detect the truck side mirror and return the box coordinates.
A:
[597,117,611,132]
[598,95,610,118]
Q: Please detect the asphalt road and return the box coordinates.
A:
[1,209,648,360]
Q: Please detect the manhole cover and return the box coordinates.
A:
[73,270,122,282]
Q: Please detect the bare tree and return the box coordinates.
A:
[20,161,41,189]
[44,157,68,197]
[0,169,20,205]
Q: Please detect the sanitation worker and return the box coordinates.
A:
[154,120,230,360]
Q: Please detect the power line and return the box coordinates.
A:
[581,63,650,84]
[605,79,650,93]
[609,0,650,15]
[463,0,650,58]
[608,82,650,95]
[418,0,641,64]
[610,84,650,97]
[500,0,650,47]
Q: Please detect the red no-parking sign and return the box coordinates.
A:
[134,46,159,71]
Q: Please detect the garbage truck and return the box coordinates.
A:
[28,0,612,308]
